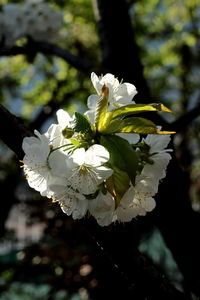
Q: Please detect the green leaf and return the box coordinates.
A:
[100,135,139,185]
[70,112,93,135]
[110,103,172,119]
[95,85,111,131]
[106,167,130,206]
[156,129,176,134]
[103,117,158,134]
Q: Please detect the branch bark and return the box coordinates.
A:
[0,104,32,159]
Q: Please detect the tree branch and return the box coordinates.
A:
[93,0,150,100]
[0,41,93,73]
[83,218,189,300]
[93,0,200,297]
[0,104,32,159]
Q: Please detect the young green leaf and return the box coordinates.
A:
[102,117,158,134]
[106,167,130,207]
[70,112,93,135]
[111,103,172,119]
[95,85,110,132]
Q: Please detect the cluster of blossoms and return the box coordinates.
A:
[0,0,63,47]
[22,72,174,226]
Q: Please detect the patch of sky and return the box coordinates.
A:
[7,96,23,117]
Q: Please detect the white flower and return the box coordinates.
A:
[144,134,171,154]
[0,1,63,47]
[65,145,113,195]
[85,72,137,123]
[89,191,115,226]
[91,72,137,108]
[22,123,70,196]
[49,182,88,220]
[141,134,172,181]
[131,176,157,216]
[115,186,139,222]
[1,4,25,46]
[56,109,72,130]
[23,1,63,43]
[115,176,157,222]
[22,129,53,194]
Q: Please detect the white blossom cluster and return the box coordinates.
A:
[22,72,173,226]
[0,0,63,47]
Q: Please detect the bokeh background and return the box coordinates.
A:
[0,0,200,299]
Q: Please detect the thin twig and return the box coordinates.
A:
[0,41,93,72]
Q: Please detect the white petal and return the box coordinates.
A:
[66,168,97,195]
[60,197,77,216]
[71,148,86,166]
[89,192,115,226]
[85,144,110,167]
[72,199,88,219]
[84,110,95,124]
[101,73,119,90]
[56,109,72,129]
[87,94,99,109]
[142,152,171,180]
[89,192,114,215]
[144,134,171,153]
[78,172,98,195]
[141,197,156,212]
[27,172,49,193]
[115,82,137,104]
[22,136,39,151]
[45,124,63,148]
[115,133,140,144]
[94,166,113,183]
[50,185,87,218]
[48,149,70,176]
[135,175,159,197]
[115,205,139,222]
[91,72,102,94]
[34,130,50,155]
[119,185,135,207]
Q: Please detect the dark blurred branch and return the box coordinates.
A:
[0,104,188,299]
[93,0,200,297]
[154,154,200,296]
[93,0,150,101]
[0,104,32,159]
[0,165,20,237]
[83,218,189,300]
[0,41,93,73]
